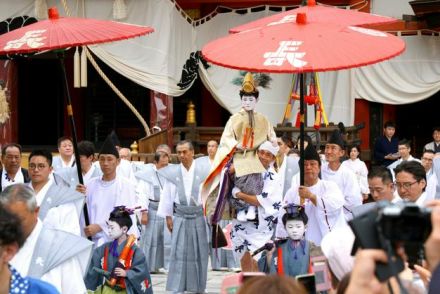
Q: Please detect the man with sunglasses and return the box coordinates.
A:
[394,161,432,206]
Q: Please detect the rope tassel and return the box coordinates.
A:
[74,47,80,88]
[34,0,48,19]
[113,0,127,20]
[80,46,87,87]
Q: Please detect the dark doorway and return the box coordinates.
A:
[395,90,440,157]
[85,57,150,148]
[17,57,64,147]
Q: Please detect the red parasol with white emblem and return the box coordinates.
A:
[0,7,154,227]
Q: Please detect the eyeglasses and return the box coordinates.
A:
[421,157,433,162]
[29,163,48,170]
[394,181,418,190]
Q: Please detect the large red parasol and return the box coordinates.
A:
[0,7,154,227]
[203,21,404,73]
[229,0,397,34]
[202,12,405,189]
[0,8,153,54]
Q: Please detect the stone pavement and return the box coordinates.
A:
[150,267,236,294]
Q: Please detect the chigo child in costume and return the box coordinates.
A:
[85,206,152,294]
[225,73,277,222]
[270,204,322,277]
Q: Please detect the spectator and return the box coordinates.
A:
[424,127,440,154]
[374,121,399,167]
[341,145,369,201]
[0,143,30,192]
[388,139,421,179]
[206,139,218,166]
[237,275,306,294]
[394,161,430,206]
[352,166,396,217]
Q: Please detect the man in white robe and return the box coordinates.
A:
[55,140,102,189]
[321,129,361,220]
[135,150,170,273]
[51,136,76,170]
[157,140,211,293]
[28,149,83,235]
[85,136,140,247]
[230,141,283,270]
[0,184,92,294]
[281,144,346,246]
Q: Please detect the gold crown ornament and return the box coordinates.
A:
[241,72,257,94]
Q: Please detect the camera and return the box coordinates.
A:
[349,201,432,281]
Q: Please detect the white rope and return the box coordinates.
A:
[60,0,150,136]
[84,47,151,136]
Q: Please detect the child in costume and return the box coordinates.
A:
[84,206,153,294]
[224,73,277,222]
[269,204,322,277]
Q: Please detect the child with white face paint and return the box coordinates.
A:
[84,206,153,293]
[230,75,272,222]
[268,205,323,277]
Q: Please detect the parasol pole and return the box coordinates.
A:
[299,72,305,189]
[58,53,90,229]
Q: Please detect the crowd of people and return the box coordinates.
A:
[1,76,440,293]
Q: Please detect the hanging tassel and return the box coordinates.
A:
[113,0,127,20]
[81,47,87,87]
[314,109,322,130]
[295,110,301,128]
[34,0,48,19]
[0,86,10,124]
[74,47,80,88]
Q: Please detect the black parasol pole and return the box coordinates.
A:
[299,72,305,187]
[58,53,90,228]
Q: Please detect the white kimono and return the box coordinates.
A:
[10,219,90,294]
[321,162,362,220]
[30,179,82,236]
[341,158,369,196]
[280,175,346,245]
[86,176,140,247]
[231,165,283,261]
[388,155,421,180]
[52,155,75,170]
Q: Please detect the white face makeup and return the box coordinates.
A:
[107,220,126,240]
[241,95,257,111]
[285,219,306,240]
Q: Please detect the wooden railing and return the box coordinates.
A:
[172,123,365,152]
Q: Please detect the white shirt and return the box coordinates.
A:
[30,179,81,235]
[10,219,87,294]
[116,159,137,184]
[1,168,24,190]
[83,164,99,185]
[11,219,43,275]
[341,158,369,195]
[158,161,198,217]
[86,176,139,247]
[181,161,195,204]
[281,176,346,245]
[321,162,362,220]
[388,155,421,180]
